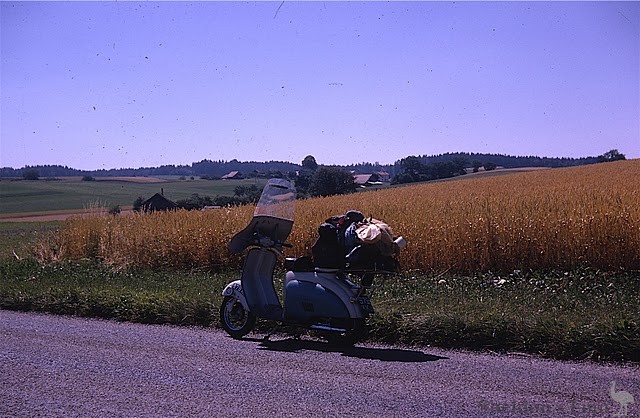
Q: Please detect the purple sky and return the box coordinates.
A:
[1,1,638,170]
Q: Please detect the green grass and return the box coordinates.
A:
[0,259,226,326]
[0,178,266,214]
[368,270,639,362]
[0,222,61,260]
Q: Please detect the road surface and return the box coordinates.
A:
[1,310,638,417]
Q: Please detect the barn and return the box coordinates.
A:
[221,171,242,180]
[354,174,375,186]
[141,193,178,213]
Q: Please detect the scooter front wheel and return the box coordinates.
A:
[220,296,256,339]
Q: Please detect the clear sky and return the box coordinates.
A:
[1,1,638,170]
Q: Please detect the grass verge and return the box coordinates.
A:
[1,259,637,363]
[0,222,60,260]
[0,259,227,326]
[368,270,639,362]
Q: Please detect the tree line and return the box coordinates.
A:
[391,150,626,185]
[2,149,626,184]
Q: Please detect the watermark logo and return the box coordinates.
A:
[610,381,635,417]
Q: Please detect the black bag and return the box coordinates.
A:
[311,222,344,269]
[311,210,366,270]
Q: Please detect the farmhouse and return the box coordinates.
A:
[374,171,391,182]
[353,171,391,186]
[354,174,375,185]
[221,171,242,180]
[141,193,178,213]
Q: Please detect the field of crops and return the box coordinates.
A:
[0,177,266,214]
[38,160,639,273]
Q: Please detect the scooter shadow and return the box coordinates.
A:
[249,337,448,363]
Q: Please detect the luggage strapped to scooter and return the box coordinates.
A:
[311,210,401,273]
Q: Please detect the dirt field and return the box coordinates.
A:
[0,208,133,222]
[93,176,168,183]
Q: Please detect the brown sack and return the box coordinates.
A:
[356,219,395,256]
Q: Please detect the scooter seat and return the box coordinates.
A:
[284,256,315,272]
[314,267,341,273]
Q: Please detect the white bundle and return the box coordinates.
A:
[355,218,395,256]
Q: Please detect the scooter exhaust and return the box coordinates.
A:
[310,325,348,333]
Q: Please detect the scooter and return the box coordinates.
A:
[220,178,405,345]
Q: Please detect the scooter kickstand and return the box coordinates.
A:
[263,323,282,342]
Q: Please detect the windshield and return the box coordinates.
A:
[253,178,296,221]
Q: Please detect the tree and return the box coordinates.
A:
[309,167,357,197]
[176,193,214,210]
[397,156,423,182]
[432,162,457,179]
[234,185,247,197]
[302,155,318,171]
[82,175,95,181]
[133,196,146,212]
[294,170,313,197]
[108,205,121,216]
[483,162,497,171]
[597,149,626,163]
[23,169,40,180]
[267,170,284,178]
[472,160,483,173]
[451,157,468,176]
[245,184,261,203]
[234,184,260,203]
[392,172,414,185]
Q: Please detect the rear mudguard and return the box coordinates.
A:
[221,280,249,311]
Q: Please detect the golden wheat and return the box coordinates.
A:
[42,160,640,272]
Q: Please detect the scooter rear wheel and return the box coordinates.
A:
[220,296,256,339]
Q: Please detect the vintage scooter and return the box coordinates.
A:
[220,178,404,345]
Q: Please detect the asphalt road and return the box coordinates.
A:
[1,310,638,417]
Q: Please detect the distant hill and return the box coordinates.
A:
[0,160,301,179]
[0,150,621,178]
[405,152,600,169]
[191,159,300,177]
[389,151,625,185]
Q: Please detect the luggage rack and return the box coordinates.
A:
[284,256,397,275]
[284,256,397,301]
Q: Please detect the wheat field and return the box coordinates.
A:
[39,160,640,273]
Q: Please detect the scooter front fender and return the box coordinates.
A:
[221,280,249,311]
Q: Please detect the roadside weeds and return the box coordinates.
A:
[1,259,637,363]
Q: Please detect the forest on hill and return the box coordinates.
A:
[0,150,624,179]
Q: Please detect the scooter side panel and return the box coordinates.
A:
[221,280,249,311]
[242,248,283,320]
[284,280,350,321]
